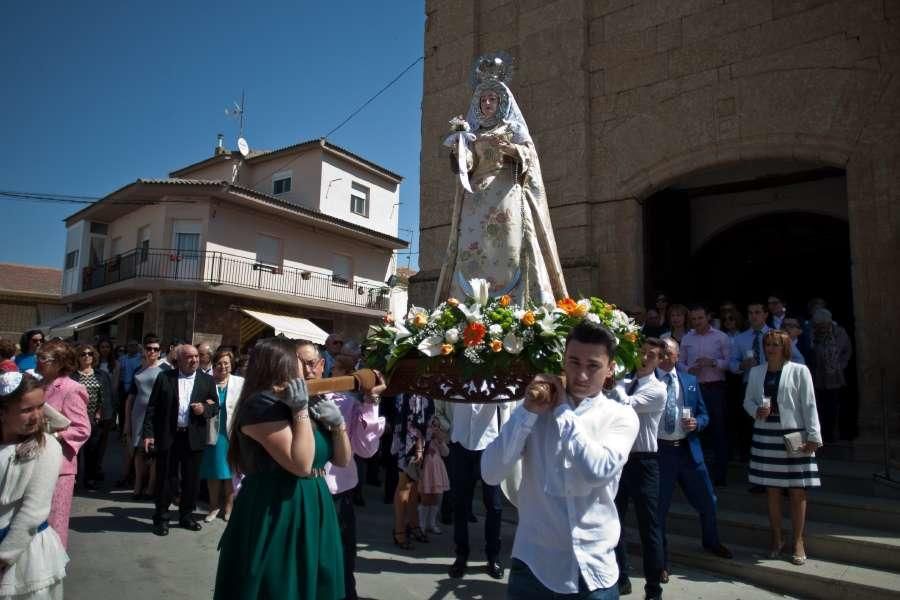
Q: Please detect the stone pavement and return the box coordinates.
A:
[64,478,794,599]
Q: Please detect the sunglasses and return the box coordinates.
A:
[145,346,161,352]
[79,352,94,357]
[37,356,55,363]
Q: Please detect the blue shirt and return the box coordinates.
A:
[14,353,36,372]
[119,353,143,390]
[729,325,804,382]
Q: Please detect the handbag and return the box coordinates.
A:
[783,431,807,455]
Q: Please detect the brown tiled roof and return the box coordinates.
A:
[0,263,63,298]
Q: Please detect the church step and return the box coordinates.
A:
[625,529,900,600]
[680,485,900,533]
[650,502,900,572]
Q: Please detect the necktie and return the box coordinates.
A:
[752,330,762,364]
[664,373,677,434]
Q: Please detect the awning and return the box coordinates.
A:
[39,295,151,338]
[239,308,329,345]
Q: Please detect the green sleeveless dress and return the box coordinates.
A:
[214,392,344,600]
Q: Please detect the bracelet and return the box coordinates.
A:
[294,410,310,422]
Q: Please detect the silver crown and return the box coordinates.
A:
[470,52,514,88]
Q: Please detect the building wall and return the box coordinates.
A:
[0,296,66,340]
[205,202,393,286]
[416,0,900,453]
[319,155,400,237]
[241,152,323,211]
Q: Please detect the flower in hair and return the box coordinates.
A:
[0,371,23,396]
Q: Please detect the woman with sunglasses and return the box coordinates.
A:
[36,341,90,549]
[70,344,114,491]
[124,336,168,501]
[14,330,44,373]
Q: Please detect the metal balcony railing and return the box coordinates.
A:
[81,248,391,311]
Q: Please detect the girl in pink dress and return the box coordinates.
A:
[36,342,90,549]
[418,417,450,534]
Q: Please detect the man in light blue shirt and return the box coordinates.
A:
[482,320,639,599]
[729,302,804,383]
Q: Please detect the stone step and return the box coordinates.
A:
[648,502,900,572]
[625,529,900,600]
[691,486,900,533]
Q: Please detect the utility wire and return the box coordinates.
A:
[246,54,425,192]
[0,190,194,206]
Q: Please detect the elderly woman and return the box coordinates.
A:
[0,372,69,600]
[808,309,852,443]
[200,348,244,522]
[744,330,822,565]
[36,341,90,550]
[70,344,114,491]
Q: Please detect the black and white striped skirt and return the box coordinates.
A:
[749,416,821,488]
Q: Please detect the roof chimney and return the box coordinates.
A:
[214,133,226,156]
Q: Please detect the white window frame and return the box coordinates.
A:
[138,225,151,262]
[350,182,369,217]
[332,253,352,286]
[65,250,79,270]
[272,170,293,195]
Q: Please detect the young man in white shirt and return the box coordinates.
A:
[482,320,639,599]
[612,338,667,599]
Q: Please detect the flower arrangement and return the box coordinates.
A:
[364,278,642,380]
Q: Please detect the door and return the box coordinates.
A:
[172,220,202,280]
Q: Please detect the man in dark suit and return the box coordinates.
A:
[143,344,218,536]
[656,337,732,583]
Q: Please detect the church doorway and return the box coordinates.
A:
[642,163,858,438]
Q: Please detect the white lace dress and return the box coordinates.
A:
[0,434,68,600]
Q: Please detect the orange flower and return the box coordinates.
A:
[382,313,395,325]
[625,332,638,343]
[446,297,460,307]
[499,294,511,307]
[521,311,536,326]
[556,297,579,316]
[412,313,428,328]
[572,303,589,318]
[441,343,454,355]
[463,322,487,346]
[490,339,503,352]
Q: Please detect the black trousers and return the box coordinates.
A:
[700,382,728,484]
[80,420,104,483]
[816,387,841,443]
[334,491,358,600]
[153,430,202,523]
[449,442,502,559]
[614,453,663,596]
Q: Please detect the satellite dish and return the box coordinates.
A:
[237,137,250,158]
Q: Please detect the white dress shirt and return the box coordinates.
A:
[656,367,687,441]
[451,402,503,451]
[176,371,196,428]
[613,373,666,453]
[481,393,639,593]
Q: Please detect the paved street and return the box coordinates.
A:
[65,473,794,599]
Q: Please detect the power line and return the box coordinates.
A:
[0,190,194,206]
[246,54,425,192]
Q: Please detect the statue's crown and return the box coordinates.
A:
[471,52,514,88]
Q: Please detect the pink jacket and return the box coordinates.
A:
[323,392,386,495]
[44,376,91,475]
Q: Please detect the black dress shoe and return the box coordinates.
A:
[448,555,467,578]
[618,579,632,595]
[152,522,169,536]
[179,518,202,531]
[485,558,503,580]
[704,543,733,559]
[659,569,669,584]
[467,513,477,523]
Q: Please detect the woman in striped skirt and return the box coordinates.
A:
[744,329,823,566]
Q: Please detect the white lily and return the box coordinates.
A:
[584,312,601,325]
[538,312,559,337]
[417,334,445,357]
[469,278,491,307]
[513,308,526,320]
[390,322,413,342]
[488,324,503,337]
[503,331,524,354]
[457,302,483,323]
[444,328,460,344]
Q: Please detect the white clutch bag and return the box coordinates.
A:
[783,431,807,455]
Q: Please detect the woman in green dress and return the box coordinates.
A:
[214,337,352,600]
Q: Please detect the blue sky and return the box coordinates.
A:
[0,1,424,270]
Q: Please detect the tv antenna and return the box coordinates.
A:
[225,90,250,183]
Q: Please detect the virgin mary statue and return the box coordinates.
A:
[435,53,568,307]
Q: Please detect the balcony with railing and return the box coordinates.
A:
[80,248,391,312]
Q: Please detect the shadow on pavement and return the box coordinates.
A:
[69,504,155,534]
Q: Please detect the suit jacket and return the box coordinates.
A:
[143,369,218,452]
[656,368,709,465]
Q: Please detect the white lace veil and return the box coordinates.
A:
[466,81,532,145]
